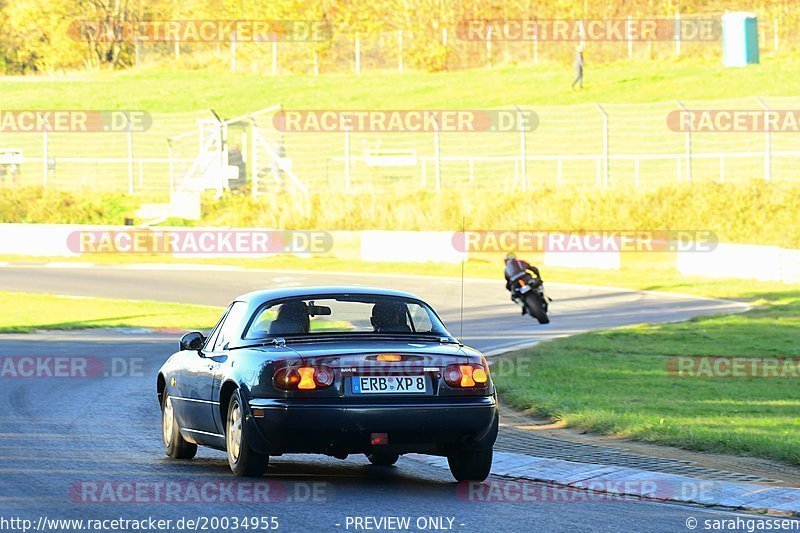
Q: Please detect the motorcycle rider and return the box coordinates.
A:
[504,252,542,314]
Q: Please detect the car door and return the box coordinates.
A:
[173,305,231,436]
[203,301,250,433]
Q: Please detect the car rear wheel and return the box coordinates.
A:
[447,447,493,482]
[226,390,268,477]
[366,451,400,466]
[162,391,197,460]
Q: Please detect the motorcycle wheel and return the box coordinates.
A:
[524,293,550,324]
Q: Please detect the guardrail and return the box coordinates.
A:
[0,224,797,284]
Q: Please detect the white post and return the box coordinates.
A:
[398,30,404,73]
[516,106,528,192]
[250,125,259,199]
[677,100,692,182]
[433,118,441,192]
[442,28,448,69]
[675,11,681,56]
[355,33,361,75]
[757,97,772,181]
[596,103,609,189]
[533,28,539,64]
[174,40,180,59]
[42,123,48,188]
[486,26,492,68]
[272,40,278,76]
[127,114,134,195]
[774,19,779,51]
[627,16,633,59]
[313,52,319,75]
[168,141,175,193]
[469,159,474,183]
[344,120,351,191]
[134,36,140,66]
[216,124,224,198]
[231,33,237,73]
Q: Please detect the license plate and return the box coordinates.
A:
[352,375,427,394]
[519,284,532,294]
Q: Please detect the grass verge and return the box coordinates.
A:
[2,268,798,463]
[4,183,800,249]
[3,58,800,112]
[0,291,223,333]
[495,289,800,465]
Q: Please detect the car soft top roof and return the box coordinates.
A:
[236,285,424,305]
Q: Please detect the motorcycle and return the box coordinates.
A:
[510,273,550,324]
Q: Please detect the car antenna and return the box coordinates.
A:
[459,215,465,345]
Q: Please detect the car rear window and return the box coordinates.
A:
[244,295,448,339]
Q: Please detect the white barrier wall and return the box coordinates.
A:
[0,223,799,284]
[543,249,621,270]
[676,243,800,284]
[0,224,84,257]
[359,231,467,264]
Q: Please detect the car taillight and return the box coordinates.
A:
[297,367,316,389]
[273,366,334,390]
[444,363,489,388]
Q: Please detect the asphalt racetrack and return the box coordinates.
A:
[0,265,768,532]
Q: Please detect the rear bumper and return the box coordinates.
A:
[245,395,499,456]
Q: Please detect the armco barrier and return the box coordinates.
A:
[677,243,800,284]
[0,224,798,285]
[360,231,466,264]
[0,224,84,257]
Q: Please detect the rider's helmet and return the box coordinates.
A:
[504,252,516,263]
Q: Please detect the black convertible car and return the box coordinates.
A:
[157,286,499,481]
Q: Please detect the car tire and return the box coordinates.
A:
[366,451,400,466]
[162,390,198,460]
[447,447,493,482]
[226,389,268,477]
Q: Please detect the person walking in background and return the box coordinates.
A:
[571,44,584,90]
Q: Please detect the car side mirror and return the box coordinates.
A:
[179,332,205,352]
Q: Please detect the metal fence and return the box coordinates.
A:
[2,96,799,198]
[128,12,792,75]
